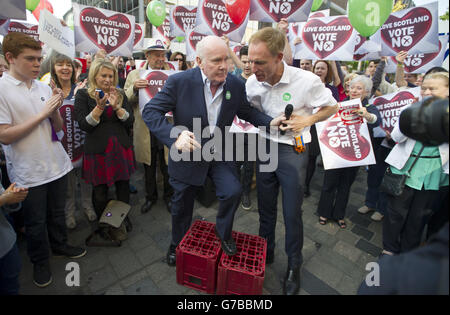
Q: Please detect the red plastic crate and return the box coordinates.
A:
[216,231,267,295]
[176,220,222,294]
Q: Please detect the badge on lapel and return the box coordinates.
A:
[226,91,231,100]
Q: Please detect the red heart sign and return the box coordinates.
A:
[79,7,132,54]
[256,0,307,22]
[202,0,241,37]
[59,105,85,164]
[144,71,169,99]
[189,31,208,51]
[302,16,353,59]
[320,119,371,162]
[233,116,255,132]
[309,11,326,19]
[134,24,143,46]
[354,34,366,53]
[381,7,432,53]
[0,19,8,26]
[156,17,175,42]
[8,22,39,41]
[373,91,416,133]
[390,41,442,73]
[172,6,198,32]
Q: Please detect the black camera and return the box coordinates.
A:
[399,97,449,146]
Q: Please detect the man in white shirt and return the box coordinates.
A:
[0,32,85,289]
[246,27,338,295]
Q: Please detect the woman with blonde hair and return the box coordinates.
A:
[74,58,135,245]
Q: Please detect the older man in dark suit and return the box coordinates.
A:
[142,36,282,266]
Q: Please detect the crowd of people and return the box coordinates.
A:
[0,18,448,296]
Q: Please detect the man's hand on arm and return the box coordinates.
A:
[280,104,338,134]
[174,130,201,152]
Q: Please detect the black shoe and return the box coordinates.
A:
[164,198,172,213]
[141,200,156,214]
[241,194,251,210]
[33,261,52,288]
[166,244,177,266]
[52,245,87,259]
[214,227,237,256]
[304,187,311,198]
[283,266,301,295]
[266,250,274,264]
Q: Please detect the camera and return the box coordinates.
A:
[399,97,449,146]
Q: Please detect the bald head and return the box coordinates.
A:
[196,36,228,61]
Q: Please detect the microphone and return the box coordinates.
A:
[280,104,293,136]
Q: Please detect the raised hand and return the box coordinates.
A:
[175,130,201,152]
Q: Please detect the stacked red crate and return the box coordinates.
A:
[176,220,222,294]
[216,231,267,295]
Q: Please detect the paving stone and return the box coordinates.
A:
[333,241,364,263]
[124,277,161,295]
[355,239,382,257]
[335,229,360,246]
[107,247,143,279]
[351,225,374,241]
[301,269,340,295]
[304,256,345,288]
[87,264,119,293]
[349,213,372,228]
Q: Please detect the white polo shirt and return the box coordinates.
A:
[246,62,337,145]
[0,73,72,188]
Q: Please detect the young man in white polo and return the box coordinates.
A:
[0,32,86,288]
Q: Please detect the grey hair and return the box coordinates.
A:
[196,36,227,60]
[349,75,373,95]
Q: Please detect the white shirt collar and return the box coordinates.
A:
[260,61,290,87]
[200,69,226,88]
[3,72,36,88]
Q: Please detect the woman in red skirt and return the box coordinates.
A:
[74,58,135,244]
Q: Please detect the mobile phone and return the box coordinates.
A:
[95,89,109,104]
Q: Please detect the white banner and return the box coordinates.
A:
[250,0,314,23]
[73,3,135,57]
[194,0,249,43]
[354,31,381,55]
[38,10,75,58]
[298,15,358,61]
[384,34,449,74]
[370,87,421,134]
[185,29,209,62]
[316,112,376,170]
[138,70,178,113]
[169,5,197,37]
[380,2,439,56]
[133,23,145,50]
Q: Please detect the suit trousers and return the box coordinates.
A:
[317,167,359,221]
[144,136,172,202]
[256,143,308,268]
[170,161,242,246]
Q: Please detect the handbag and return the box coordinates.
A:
[380,145,425,197]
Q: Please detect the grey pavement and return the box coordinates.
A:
[17,163,382,295]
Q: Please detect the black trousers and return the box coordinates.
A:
[22,175,68,264]
[383,186,438,254]
[92,180,130,217]
[144,138,173,202]
[317,167,359,221]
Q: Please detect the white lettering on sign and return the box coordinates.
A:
[269,0,295,15]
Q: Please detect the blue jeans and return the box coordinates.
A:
[0,244,21,295]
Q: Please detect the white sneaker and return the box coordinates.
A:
[371,211,384,221]
[358,206,374,214]
[66,215,76,229]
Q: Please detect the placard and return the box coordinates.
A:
[370,87,421,133]
[38,10,75,58]
[73,3,135,57]
[185,29,209,62]
[0,19,10,36]
[249,0,314,23]
[8,21,39,42]
[59,100,86,168]
[138,70,178,113]
[133,23,145,50]
[380,2,439,56]
[170,5,198,37]
[153,16,175,45]
[194,0,249,43]
[230,116,259,134]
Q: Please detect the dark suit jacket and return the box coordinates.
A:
[74,89,134,155]
[142,67,273,186]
